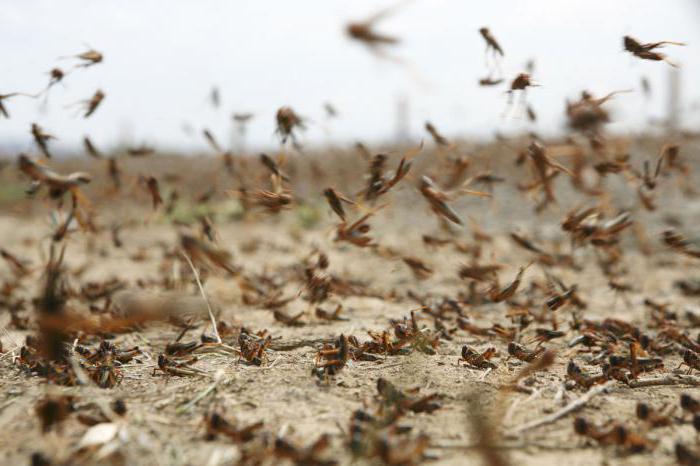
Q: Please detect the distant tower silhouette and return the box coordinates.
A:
[667,65,680,133]
[395,94,410,143]
[231,113,253,154]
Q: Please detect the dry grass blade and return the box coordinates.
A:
[509,381,614,434]
[181,251,222,344]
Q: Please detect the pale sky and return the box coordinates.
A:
[2,0,700,154]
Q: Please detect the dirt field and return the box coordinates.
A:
[2,137,700,466]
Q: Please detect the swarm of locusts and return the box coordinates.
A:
[1,12,699,466]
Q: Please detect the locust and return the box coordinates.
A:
[61,48,103,68]
[18,154,91,207]
[346,3,403,49]
[624,35,685,67]
[82,89,105,118]
[31,123,55,158]
[204,411,263,443]
[418,175,489,226]
[275,106,305,145]
[83,136,102,158]
[425,121,449,146]
[460,345,497,369]
[155,354,207,377]
[180,233,238,275]
[202,128,222,152]
[0,91,38,118]
[323,188,354,221]
[479,27,504,57]
[139,175,162,209]
[489,264,531,303]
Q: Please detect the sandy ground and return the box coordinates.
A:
[2,143,700,466]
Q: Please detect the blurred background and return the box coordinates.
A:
[2,0,700,155]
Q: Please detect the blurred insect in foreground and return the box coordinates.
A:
[479,27,504,80]
[209,86,220,109]
[323,188,355,221]
[335,207,383,248]
[248,171,293,214]
[81,89,105,118]
[139,175,163,210]
[662,229,700,259]
[468,171,506,195]
[418,175,490,226]
[0,92,39,118]
[202,129,237,177]
[566,89,630,135]
[60,48,103,69]
[107,157,121,190]
[275,106,305,148]
[47,68,65,89]
[204,410,263,442]
[479,27,504,58]
[345,0,428,86]
[623,36,685,67]
[478,77,504,87]
[489,263,531,302]
[18,154,91,208]
[180,233,238,275]
[402,256,434,280]
[574,417,656,452]
[323,102,338,119]
[31,123,55,158]
[526,104,537,123]
[127,145,155,157]
[346,2,403,56]
[630,149,665,191]
[504,73,538,118]
[676,443,700,466]
[361,146,421,202]
[35,68,67,99]
[519,141,572,212]
[0,94,17,118]
[202,128,222,153]
[425,121,449,147]
[83,136,101,159]
[260,153,290,182]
